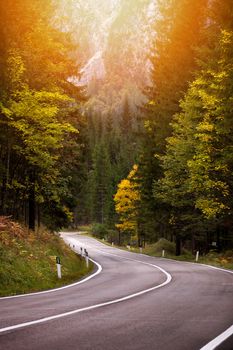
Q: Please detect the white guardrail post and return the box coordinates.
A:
[56,256,62,279]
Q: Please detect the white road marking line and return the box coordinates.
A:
[72,235,233,350]
[200,325,233,350]
[0,242,172,334]
[83,243,172,277]
[2,232,232,350]
[73,233,233,275]
[0,258,102,300]
[199,264,233,275]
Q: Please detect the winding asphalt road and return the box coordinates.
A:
[0,233,233,350]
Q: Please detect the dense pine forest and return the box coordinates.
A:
[1,0,233,255]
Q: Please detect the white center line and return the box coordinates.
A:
[0,240,172,334]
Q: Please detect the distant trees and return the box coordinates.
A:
[120,95,132,136]
[77,103,139,227]
[89,141,112,224]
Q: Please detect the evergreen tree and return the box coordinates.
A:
[156,0,233,251]
[0,0,84,230]
[89,142,112,224]
[120,95,132,136]
[137,0,208,242]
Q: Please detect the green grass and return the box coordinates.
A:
[129,245,233,270]
[0,230,93,297]
[198,251,233,270]
[78,229,233,271]
[76,224,92,233]
[138,246,233,270]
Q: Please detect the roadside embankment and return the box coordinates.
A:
[77,225,233,271]
[0,217,93,297]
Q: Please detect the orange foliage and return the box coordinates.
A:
[0,216,26,244]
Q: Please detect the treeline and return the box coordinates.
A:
[114,0,233,253]
[1,0,233,256]
[0,0,85,230]
[75,94,140,227]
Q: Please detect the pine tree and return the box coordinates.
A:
[157,0,233,251]
[120,95,132,136]
[137,0,208,242]
[0,0,84,230]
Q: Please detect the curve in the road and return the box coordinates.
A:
[0,250,172,334]
[1,234,232,350]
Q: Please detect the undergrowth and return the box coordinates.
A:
[0,216,93,297]
[78,228,233,270]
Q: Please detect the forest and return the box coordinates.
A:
[0,0,233,255]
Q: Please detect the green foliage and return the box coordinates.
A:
[0,218,93,296]
[141,242,233,269]
[7,87,76,170]
[158,30,233,218]
[153,1,233,252]
[0,0,84,230]
[76,105,139,228]
[136,0,208,243]
[1,0,233,256]
[147,238,176,256]
[91,223,108,239]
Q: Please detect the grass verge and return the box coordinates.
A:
[0,218,93,297]
[138,245,233,270]
[77,228,233,271]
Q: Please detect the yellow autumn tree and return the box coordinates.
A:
[114,165,140,240]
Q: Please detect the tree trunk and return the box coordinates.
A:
[216,225,221,252]
[176,235,181,256]
[28,171,35,231]
[118,230,121,245]
[36,203,40,233]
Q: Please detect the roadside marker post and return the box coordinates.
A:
[85,251,89,268]
[196,250,199,262]
[56,256,62,279]
[162,249,165,258]
[80,247,83,256]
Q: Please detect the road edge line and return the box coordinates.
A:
[199,325,233,350]
[0,259,171,334]
[0,258,102,300]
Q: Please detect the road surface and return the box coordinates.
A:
[0,233,233,350]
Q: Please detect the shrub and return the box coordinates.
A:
[152,238,176,255]
[91,223,108,239]
[106,229,119,244]
[223,250,233,258]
